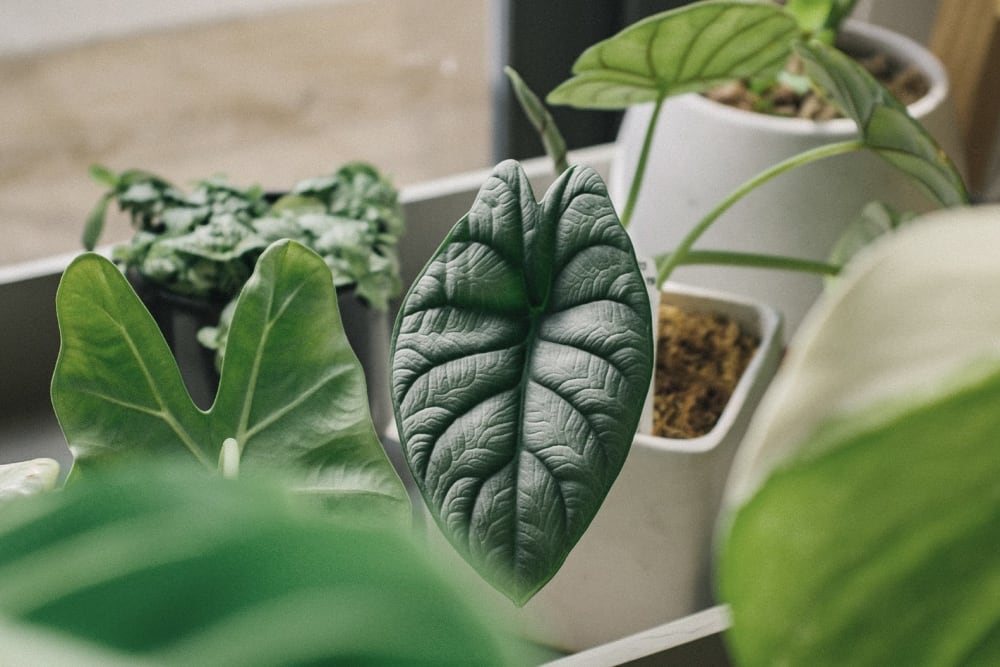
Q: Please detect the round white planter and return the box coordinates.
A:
[519,284,783,652]
[611,21,964,336]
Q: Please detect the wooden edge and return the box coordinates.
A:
[930,0,1000,192]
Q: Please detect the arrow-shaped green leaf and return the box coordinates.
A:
[51,241,409,526]
[795,39,969,208]
[391,161,654,605]
[546,2,799,109]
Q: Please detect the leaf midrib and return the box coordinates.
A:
[102,307,210,466]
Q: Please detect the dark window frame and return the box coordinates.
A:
[491,0,693,161]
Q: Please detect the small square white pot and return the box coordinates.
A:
[519,283,782,652]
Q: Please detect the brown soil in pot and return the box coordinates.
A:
[653,303,759,439]
[706,50,929,120]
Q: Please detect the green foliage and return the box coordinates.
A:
[51,241,410,526]
[391,161,654,605]
[0,465,519,666]
[785,0,860,41]
[547,2,799,110]
[504,66,569,174]
[795,40,969,208]
[542,1,967,277]
[88,162,404,310]
[718,211,1000,665]
[720,366,1000,665]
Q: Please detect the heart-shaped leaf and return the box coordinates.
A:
[546,2,799,109]
[719,208,1000,665]
[391,161,654,605]
[0,466,518,665]
[51,241,409,526]
[795,39,969,208]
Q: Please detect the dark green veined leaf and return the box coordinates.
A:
[0,460,60,502]
[720,364,1000,666]
[0,466,518,666]
[51,241,409,527]
[391,161,654,605]
[795,39,969,207]
[546,2,799,109]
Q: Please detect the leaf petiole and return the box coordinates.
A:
[654,249,841,286]
[655,139,864,285]
[220,438,241,479]
[620,95,666,229]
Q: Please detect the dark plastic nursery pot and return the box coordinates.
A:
[130,273,392,432]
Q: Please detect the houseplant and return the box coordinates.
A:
[50,240,410,526]
[548,0,967,333]
[4,166,651,659]
[717,206,1000,665]
[0,239,543,663]
[13,2,974,656]
[83,162,403,429]
[391,1,968,650]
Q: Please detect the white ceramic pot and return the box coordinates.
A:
[612,20,964,336]
[519,283,783,652]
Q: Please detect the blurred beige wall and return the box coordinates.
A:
[0,0,492,265]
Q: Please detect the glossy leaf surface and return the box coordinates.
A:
[719,208,1000,665]
[796,39,969,208]
[51,241,409,526]
[0,466,517,666]
[547,2,798,109]
[391,161,653,604]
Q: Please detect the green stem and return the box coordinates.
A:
[655,139,864,286]
[220,437,241,479]
[620,95,666,229]
[655,249,841,286]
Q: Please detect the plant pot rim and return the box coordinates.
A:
[635,281,783,454]
[664,19,949,138]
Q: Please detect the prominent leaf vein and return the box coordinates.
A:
[107,314,209,464]
[244,366,353,440]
